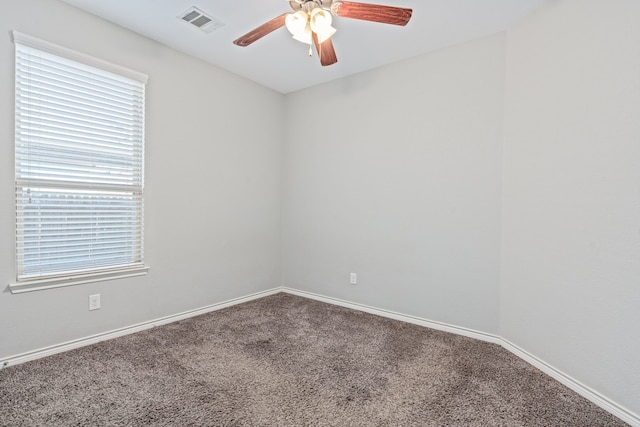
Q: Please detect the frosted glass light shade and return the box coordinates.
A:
[286,11,312,44]
[310,8,336,43]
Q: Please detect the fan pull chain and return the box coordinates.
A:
[308,44,313,57]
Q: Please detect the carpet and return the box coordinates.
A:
[0,293,628,426]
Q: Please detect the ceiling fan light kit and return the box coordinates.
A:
[233,0,412,67]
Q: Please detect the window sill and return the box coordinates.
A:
[8,266,150,294]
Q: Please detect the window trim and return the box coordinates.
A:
[10,31,149,293]
[11,31,148,84]
[8,266,150,294]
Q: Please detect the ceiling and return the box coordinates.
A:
[59,0,545,94]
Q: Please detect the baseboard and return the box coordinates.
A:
[501,339,639,427]
[281,287,502,345]
[0,287,281,370]
[282,287,640,427]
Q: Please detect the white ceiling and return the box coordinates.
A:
[59,0,545,93]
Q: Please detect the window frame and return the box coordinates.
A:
[9,32,149,294]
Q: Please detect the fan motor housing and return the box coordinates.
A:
[289,0,334,13]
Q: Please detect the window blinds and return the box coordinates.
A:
[14,35,146,281]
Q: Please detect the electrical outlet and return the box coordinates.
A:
[350,272,357,285]
[89,294,101,311]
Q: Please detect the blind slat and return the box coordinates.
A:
[15,38,145,281]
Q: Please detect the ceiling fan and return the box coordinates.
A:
[233,0,413,66]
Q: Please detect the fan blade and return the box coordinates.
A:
[313,33,338,66]
[331,1,412,26]
[233,13,289,47]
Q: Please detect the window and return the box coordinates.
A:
[10,32,149,293]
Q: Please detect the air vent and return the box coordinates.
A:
[179,7,224,33]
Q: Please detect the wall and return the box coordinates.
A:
[0,0,284,359]
[283,34,506,334]
[501,0,640,416]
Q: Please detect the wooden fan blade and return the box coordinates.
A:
[233,13,289,47]
[332,1,412,26]
[313,33,338,66]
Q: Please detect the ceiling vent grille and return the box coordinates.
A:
[179,7,224,33]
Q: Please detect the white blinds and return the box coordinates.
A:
[14,37,146,281]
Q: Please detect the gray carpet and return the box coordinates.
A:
[0,293,627,426]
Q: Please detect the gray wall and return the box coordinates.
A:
[282,34,506,334]
[0,0,284,358]
[501,0,640,415]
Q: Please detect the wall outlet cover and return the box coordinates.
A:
[89,294,101,311]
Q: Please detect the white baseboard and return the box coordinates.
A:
[282,287,640,427]
[281,287,502,345]
[501,339,639,427]
[2,286,638,426]
[0,287,281,370]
